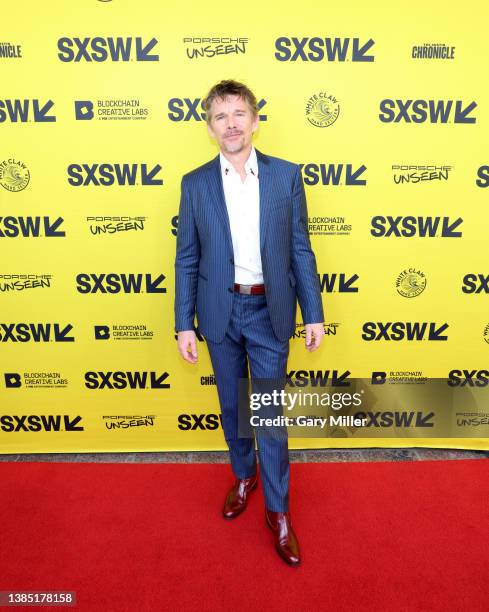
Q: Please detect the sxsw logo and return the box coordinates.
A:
[57,37,159,62]
[0,415,84,432]
[67,164,162,186]
[85,371,170,389]
[0,323,75,342]
[178,413,223,430]
[275,37,375,62]
[379,99,477,123]
[300,163,367,186]
[76,273,166,294]
[353,411,434,427]
[476,166,489,187]
[462,274,489,293]
[318,273,359,293]
[0,217,65,238]
[168,97,267,121]
[286,370,351,387]
[447,369,489,387]
[370,216,463,237]
[0,99,56,123]
[362,322,449,341]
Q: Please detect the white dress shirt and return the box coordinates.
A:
[219,145,264,285]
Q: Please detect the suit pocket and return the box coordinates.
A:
[198,272,208,281]
[288,270,296,287]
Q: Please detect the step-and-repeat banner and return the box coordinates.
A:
[1,0,488,453]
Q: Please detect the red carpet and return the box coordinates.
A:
[0,460,487,611]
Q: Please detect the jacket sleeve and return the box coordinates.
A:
[174,175,200,332]
[290,164,325,324]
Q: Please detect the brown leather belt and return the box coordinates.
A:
[234,283,265,295]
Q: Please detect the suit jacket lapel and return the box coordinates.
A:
[205,154,233,255]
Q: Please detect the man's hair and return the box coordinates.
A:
[202,79,258,124]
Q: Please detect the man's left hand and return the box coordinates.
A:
[305,323,324,352]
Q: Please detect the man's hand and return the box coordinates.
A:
[305,323,324,352]
[177,330,198,364]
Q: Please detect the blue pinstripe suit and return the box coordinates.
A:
[174,148,324,511]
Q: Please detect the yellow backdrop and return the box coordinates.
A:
[1,0,488,452]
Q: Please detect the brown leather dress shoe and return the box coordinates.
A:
[222,474,258,519]
[265,508,301,566]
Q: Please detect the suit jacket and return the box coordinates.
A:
[174,147,324,342]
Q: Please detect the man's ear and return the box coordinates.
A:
[252,113,260,134]
[207,121,215,139]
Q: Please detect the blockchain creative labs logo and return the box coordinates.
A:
[292,322,339,341]
[396,268,427,298]
[75,99,150,121]
[301,163,367,186]
[371,371,428,385]
[183,36,249,59]
[86,216,147,236]
[102,415,157,430]
[0,42,22,58]
[0,159,30,192]
[412,43,455,59]
[308,216,352,237]
[3,371,68,390]
[305,92,340,127]
[0,274,53,292]
[94,323,154,341]
[392,165,453,184]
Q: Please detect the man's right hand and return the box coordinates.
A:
[177,330,198,364]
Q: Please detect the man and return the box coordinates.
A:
[174,79,324,566]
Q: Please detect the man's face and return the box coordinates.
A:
[207,94,259,154]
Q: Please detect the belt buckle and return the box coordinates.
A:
[241,284,252,295]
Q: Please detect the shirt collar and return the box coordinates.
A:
[220,145,258,178]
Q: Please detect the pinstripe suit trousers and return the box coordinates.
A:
[205,291,290,513]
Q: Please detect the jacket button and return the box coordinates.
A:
[228,287,233,293]
[230,258,234,264]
